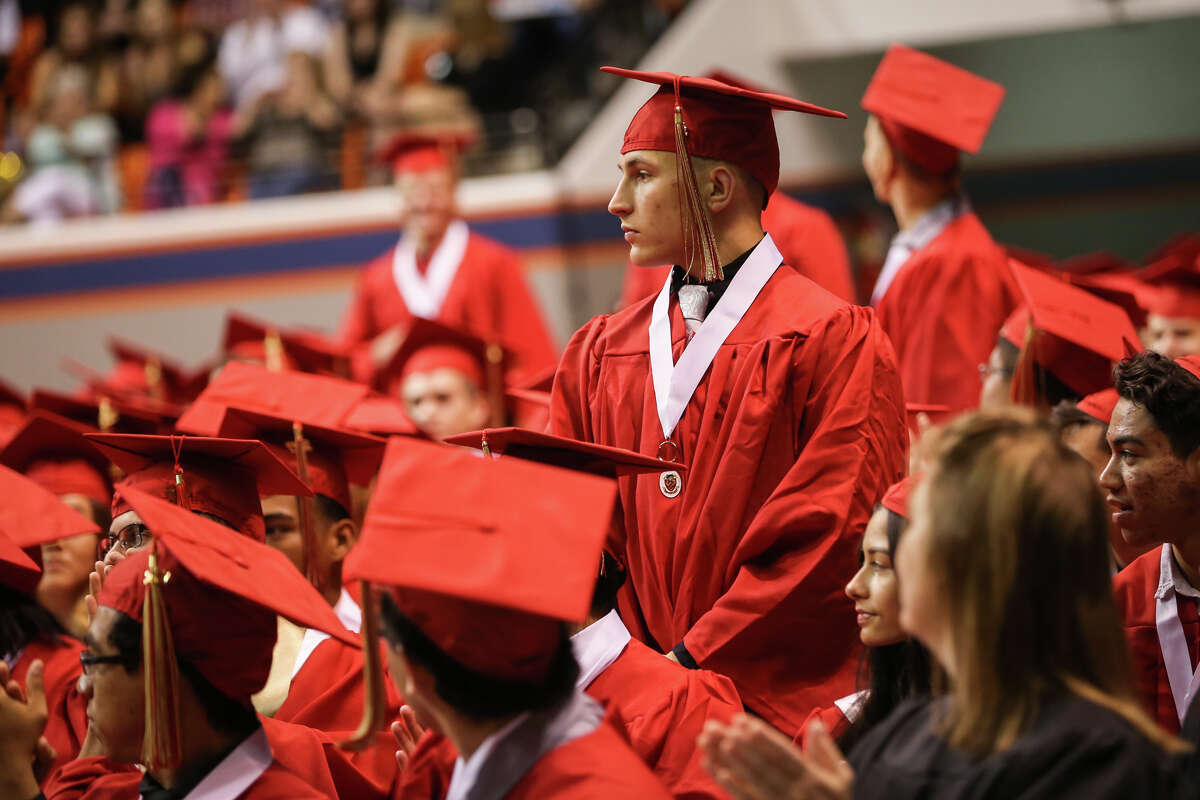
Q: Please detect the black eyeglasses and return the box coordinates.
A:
[79,652,126,675]
[103,522,152,557]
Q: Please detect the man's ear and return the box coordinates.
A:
[705,164,737,215]
[326,518,358,563]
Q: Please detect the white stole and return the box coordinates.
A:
[648,234,782,441]
[184,727,272,800]
[391,220,470,319]
[1155,543,1200,723]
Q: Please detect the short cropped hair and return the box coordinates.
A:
[1114,351,1200,459]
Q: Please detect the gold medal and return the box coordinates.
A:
[657,439,682,498]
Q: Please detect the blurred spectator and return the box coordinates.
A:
[217,0,327,109]
[321,0,394,111]
[233,49,340,198]
[26,1,119,125]
[9,63,120,225]
[144,55,233,208]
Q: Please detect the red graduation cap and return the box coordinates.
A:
[0,411,112,505]
[0,528,41,595]
[0,463,101,550]
[345,436,616,682]
[0,379,27,448]
[176,361,370,438]
[341,393,421,437]
[444,427,684,478]
[880,474,920,520]
[1063,271,1150,330]
[1077,388,1120,425]
[375,318,509,428]
[105,337,204,406]
[861,44,1005,175]
[30,388,167,434]
[222,312,352,377]
[379,129,478,174]
[606,65,845,282]
[1058,251,1134,276]
[1137,249,1200,320]
[85,433,311,543]
[97,486,357,771]
[1178,354,1200,383]
[1002,260,1142,400]
[1143,233,1200,268]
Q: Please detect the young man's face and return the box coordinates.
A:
[261,494,352,593]
[396,166,457,256]
[400,367,489,441]
[1145,313,1200,361]
[609,150,685,268]
[1100,398,1200,550]
[79,607,145,764]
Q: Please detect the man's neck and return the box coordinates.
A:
[683,219,764,281]
[444,711,522,762]
[411,227,448,262]
[890,179,953,233]
[1172,542,1200,589]
[153,724,247,791]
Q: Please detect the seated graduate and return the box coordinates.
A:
[345,436,674,799]
[699,407,1186,799]
[0,487,356,799]
[795,475,931,755]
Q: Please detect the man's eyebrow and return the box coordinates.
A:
[1110,435,1144,448]
[866,548,891,556]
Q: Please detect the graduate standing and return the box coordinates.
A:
[862,45,1018,414]
[550,68,908,735]
[339,132,558,382]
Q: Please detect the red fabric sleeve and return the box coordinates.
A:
[43,757,141,800]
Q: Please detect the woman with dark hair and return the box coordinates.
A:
[798,476,931,755]
[700,408,1186,799]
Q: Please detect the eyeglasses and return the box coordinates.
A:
[79,651,126,675]
[103,522,152,556]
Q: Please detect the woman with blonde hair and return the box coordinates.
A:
[701,408,1186,798]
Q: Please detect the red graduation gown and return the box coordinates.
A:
[13,636,88,785]
[585,636,740,800]
[339,229,558,379]
[1112,547,1200,734]
[42,755,329,799]
[618,193,856,309]
[874,211,1019,414]
[274,635,404,791]
[549,268,907,735]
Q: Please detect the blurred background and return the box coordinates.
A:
[1,0,1198,391]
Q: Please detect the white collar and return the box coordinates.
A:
[570,610,632,691]
[870,194,966,306]
[291,588,362,681]
[649,233,782,440]
[1154,543,1200,723]
[1155,544,1200,601]
[183,726,272,800]
[391,219,470,319]
[833,690,868,723]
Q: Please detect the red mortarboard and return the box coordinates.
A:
[31,389,166,434]
[880,474,920,520]
[1138,249,1200,319]
[0,528,41,595]
[176,361,369,438]
[85,433,311,542]
[97,487,356,770]
[105,338,202,405]
[342,394,421,437]
[1002,261,1142,398]
[0,463,101,549]
[1063,271,1150,330]
[1077,389,1120,425]
[222,312,352,376]
[444,427,684,479]
[1143,233,1200,267]
[344,436,616,682]
[0,380,27,446]
[215,406,385,513]
[380,130,477,174]
[861,44,1005,174]
[1058,251,1134,276]
[0,411,112,505]
[1178,355,1200,383]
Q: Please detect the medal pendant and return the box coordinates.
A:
[659,470,682,498]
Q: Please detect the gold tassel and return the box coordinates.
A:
[144,359,165,403]
[339,581,387,750]
[485,343,505,428]
[288,422,324,592]
[672,83,721,283]
[141,549,182,771]
[480,429,491,457]
[1009,318,1043,409]
[264,331,286,372]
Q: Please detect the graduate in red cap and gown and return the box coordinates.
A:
[1109,353,1200,734]
[1,412,113,639]
[861,44,1019,414]
[346,436,674,799]
[1139,238,1200,360]
[0,466,100,786]
[549,67,907,736]
[11,488,358,798]
[339,132,557,382]
[618,70,855,309]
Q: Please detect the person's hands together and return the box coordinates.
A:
[0,659,49,798]
[86,548,126,624]
[699,714,853,800]
[390,705,427,772]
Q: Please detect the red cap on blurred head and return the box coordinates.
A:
[1138,248,1200,319]
[1178,355,1200,383]
[375,318,506,399]
[31,389,167,434]
[0,528,41,595]
[1001,261,1142,399]
[86,433,311,542]
[222,312,352,376]
[445,427,684,478]
[1077,388,1120,425]
[0,464,101,550]
[380,130,477,174]
[344,436,616,682]
[880,474,920,520]
[1063,271,1150,330]
[104,338,205,406]
[0,411,112,505]
[861,44,1005,175]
